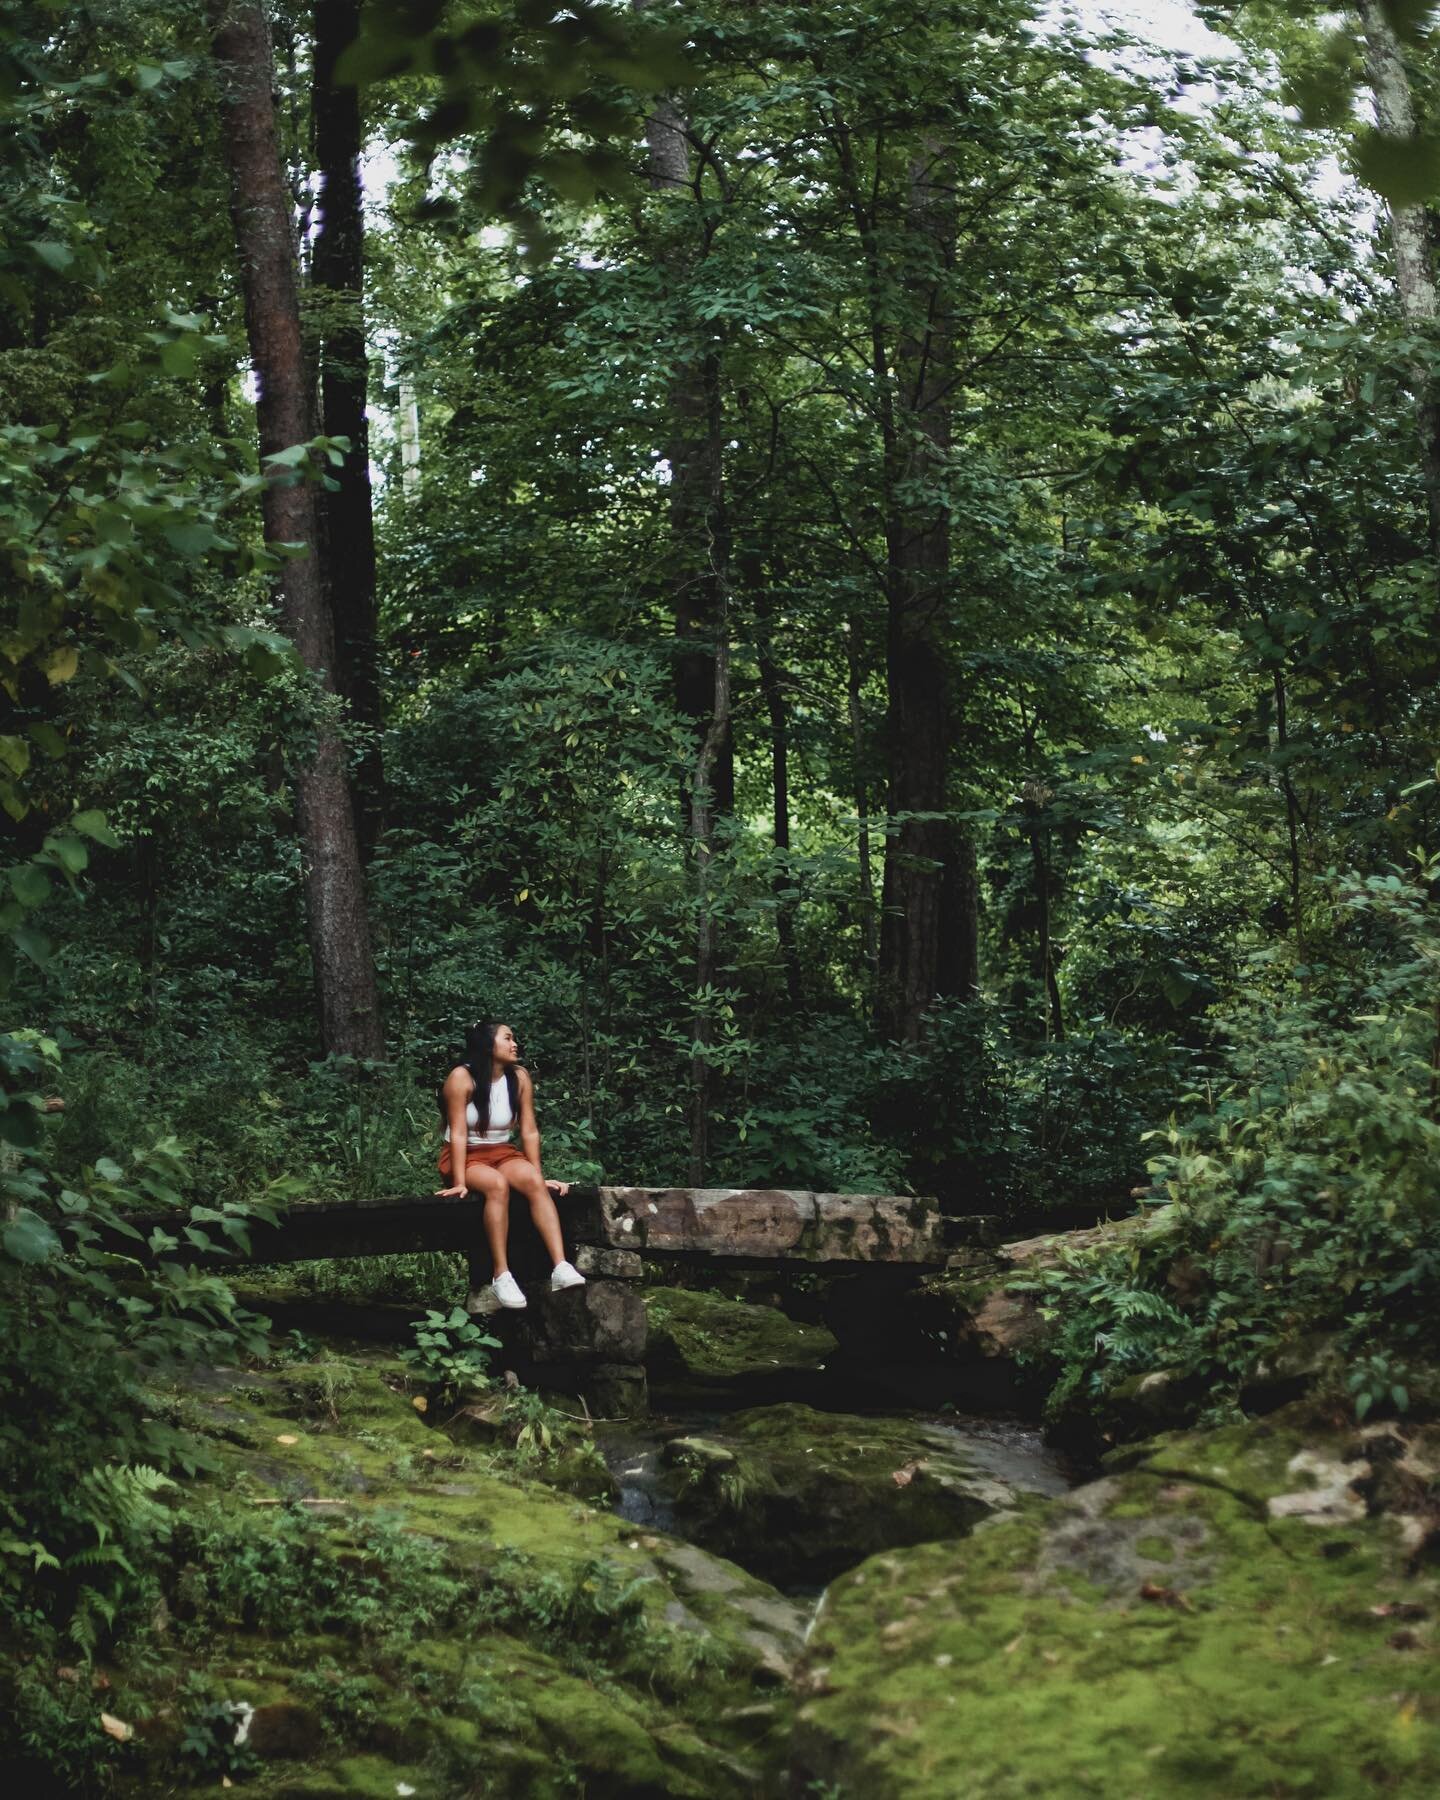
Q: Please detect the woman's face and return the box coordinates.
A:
[492,1024,520,1064]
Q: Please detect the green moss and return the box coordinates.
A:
[662,1404,1020,1585]
[794,1416,1440,1797]
[645,1288,836,1382]
[113,1339,803,1798]
[264,1754,433,1798]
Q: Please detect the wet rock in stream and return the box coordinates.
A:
[654,1402,1058,1587]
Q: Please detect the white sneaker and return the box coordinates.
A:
[550,1260,586,1292]
[490,1271,527,1310]
[465,1285,500,1316]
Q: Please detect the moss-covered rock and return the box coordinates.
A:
[87,1337,808,1798]
[644,1287,836,1384]
[793,1409,1440,1797]
[661,1403,1026,1586]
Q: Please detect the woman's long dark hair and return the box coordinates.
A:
[437,1019,520,1131]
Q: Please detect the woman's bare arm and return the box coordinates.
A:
[518,1068,568,1195]
[436,1066,474,1196]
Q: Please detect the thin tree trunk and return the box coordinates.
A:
[396,376,422,497]
[757,649,801,1006]
[1271,669,1306,953]
[1357,0,1440,553]
[313,0,384,854]
[746,550,802,1006]
[686,374,732,1185]
[688,610,732,1185]
[1023,782,1063,1042]
[212,0,384,1061]
[645,94,734,818]
[846,622,880,988]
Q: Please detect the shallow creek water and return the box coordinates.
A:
[596,1402,1074,1536]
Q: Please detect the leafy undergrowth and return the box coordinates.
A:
[794,1406,1440,1797]
[3,1333,801,1797]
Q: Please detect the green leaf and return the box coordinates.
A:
[1353,129,1440,206]
[163,521,218,556]
[27,722,69,760]
[0,1102,41,1148]
[71,810,121,848]
[31,239,75,274]
[158,334,200,377]
[49,836,89,876]
[4,1210,61,1265]
[264,443,312,469]
[12,927,51,968]
[8,865,50,907]
[0,737,31,778]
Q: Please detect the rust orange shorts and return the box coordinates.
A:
[437,1142,531,1182]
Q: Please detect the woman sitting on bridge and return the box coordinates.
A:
[435,1020,585,1312]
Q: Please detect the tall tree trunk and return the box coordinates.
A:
[645,95,734,817]
[876,140,975,1041]
[939,831,980,1001]
[1357,0,1440,554]
[686,375,733,1185]
[313,0,384,853]
[746,551,802,1007]
[1023,781,1063,1042]
[212,0,384,1060]
[687,524,732,1183]
[846,620,880,989]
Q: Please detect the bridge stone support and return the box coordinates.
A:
[132,1185,958,1420]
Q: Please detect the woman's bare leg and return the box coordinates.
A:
[509,1163,566,1266]
[467,1163,512,1275]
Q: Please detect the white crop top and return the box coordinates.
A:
[443,1074,516,1147]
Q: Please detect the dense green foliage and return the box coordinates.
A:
[10,0,1440,1786]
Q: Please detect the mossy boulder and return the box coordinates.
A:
[661,1403,1024,1585]
[644,1287,836,1384]
[793,1409,1440,1797]
[93,1337,811,1798]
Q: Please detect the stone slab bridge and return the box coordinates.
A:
[208,1186,980,1419]
[254,1185,958,1270]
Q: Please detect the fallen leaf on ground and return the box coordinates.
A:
[892,1460,922,1488]
[99,1713,132,1742]
[1003,1634,1024,1655]
[1139,1582,1193,1612]
[275,1433,298,1445]
[412,1396,428,1414]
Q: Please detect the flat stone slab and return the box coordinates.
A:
[573,1187,946,1265]
[133,1185,949,1268]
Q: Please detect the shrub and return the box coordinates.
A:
[1032,871,1440,1425]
